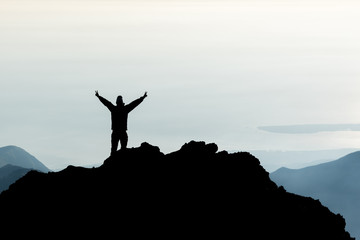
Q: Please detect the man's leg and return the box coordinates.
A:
[111,131,120,155]
[119,131,128,150]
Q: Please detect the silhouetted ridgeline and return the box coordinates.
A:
[0,141,353,239]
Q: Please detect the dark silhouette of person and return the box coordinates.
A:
[95,90,148,155]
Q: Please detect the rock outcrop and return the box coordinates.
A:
[0,141,353,239]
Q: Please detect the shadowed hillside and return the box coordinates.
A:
[271,151,360,239]
[0,146,49,193]
[0,141,353,239]
[0,146,49,172]
[0,165,31,193]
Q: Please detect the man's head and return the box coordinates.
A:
[116,95,124,106]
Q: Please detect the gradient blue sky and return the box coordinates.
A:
[1,0,360,170]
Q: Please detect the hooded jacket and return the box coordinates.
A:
[98,95,145,131]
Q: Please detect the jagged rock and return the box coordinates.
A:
[0,141,353,239]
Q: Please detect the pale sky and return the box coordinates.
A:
[1,0,360,170]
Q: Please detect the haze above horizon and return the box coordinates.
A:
[1,0,360,169]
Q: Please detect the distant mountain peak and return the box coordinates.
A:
[338,151,360,161]
[0,145,49,172]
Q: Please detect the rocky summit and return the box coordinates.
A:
[0,141,354,239]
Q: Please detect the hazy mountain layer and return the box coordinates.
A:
[271,152,360,239]
[0,146,49,172]
[0,164,31,193]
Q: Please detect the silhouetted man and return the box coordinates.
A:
[95,90,147,155]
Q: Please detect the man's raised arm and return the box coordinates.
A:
[126,92,148,113]
[95,90,114,111]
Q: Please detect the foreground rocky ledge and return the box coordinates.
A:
[0,141,353,239]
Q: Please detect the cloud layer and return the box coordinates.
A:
[259,124,360,134]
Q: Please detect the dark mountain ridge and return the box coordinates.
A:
[0,164,31,193]
[0,145,49,193]
[271,151,360,239]
[0,141,353,239]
